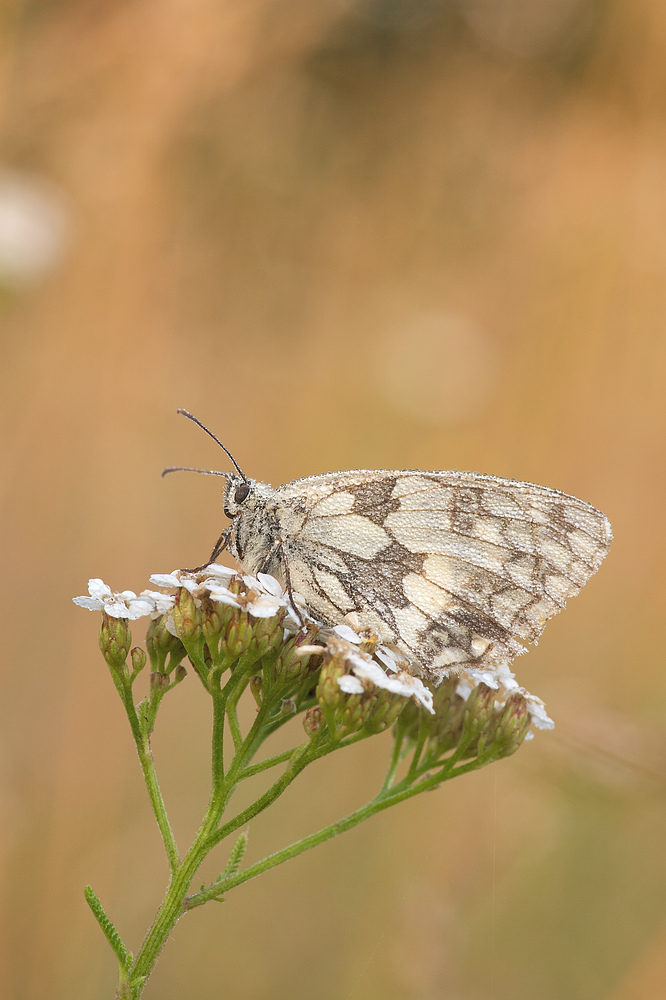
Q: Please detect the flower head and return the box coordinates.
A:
[73,579,164,620]
[456,660,554,733]
[149,567,307,625]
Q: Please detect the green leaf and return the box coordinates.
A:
[84,884,131,973]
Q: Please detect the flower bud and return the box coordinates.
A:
[173,665,188,685]
[362,688,406,733]
[172,588,203,642]
[223,611,253,660]
[146,614,187,673]
[248,611,287,659]
[316,656,348,718]
[427,677,466,756]
[131,647,147,676]
[460,683,496,753]
[150,671,170,693]
[338,691,366,735]
[274,630,321,683]
[488,692,530,759]
[99,613,131,671]
[303,705,324,738]
[201,598,236,642]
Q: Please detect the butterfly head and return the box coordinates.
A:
[223,474,252,518]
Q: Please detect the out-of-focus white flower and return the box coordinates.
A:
[0,168,71,285]
[519,691,553,731]
[328,636,435,714]
[73,579,156,620]
[344,656,434,714]
[456,660,554,731]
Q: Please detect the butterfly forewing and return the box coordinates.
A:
[253,469,612,680]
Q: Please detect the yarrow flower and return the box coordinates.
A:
[73,579,174,620]
[325,623,551,733]
[73,569,552,733]
[456,660,554,732]
[148,567,310,626]
[322,627,435,714]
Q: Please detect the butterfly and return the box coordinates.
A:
[164,410,612,682]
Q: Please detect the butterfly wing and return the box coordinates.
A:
[277,470,612,678]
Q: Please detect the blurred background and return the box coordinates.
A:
[1,0,666,997]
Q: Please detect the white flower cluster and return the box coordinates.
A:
[73,579,176,620]
[73,571,551,729]
[326,625,435,714]
[325,625,552,731]
[73,568,308,628]
[456,662,554,732]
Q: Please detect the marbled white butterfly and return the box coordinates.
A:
[165,411,612,682]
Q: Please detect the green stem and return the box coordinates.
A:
[381,726,405,793]
[123,824,217,994]
[210,728,377,851]
[239,747,300,780]
[210,685,226,797]
[194,757,486,906]
[121,690,180,873]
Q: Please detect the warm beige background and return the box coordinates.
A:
[1,1,665,998]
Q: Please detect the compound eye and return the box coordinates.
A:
[234,482,250,504]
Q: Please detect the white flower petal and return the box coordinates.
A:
[392,672,435,713]
[164,613,178,637]
[149,572,182,588]
[246,595,284,618]
[345,656,435,713]
[338,675,365,695]
[333,623,362,643]
[456,679,473,701]
[210,593,243,609]
[139,590,176,615]
[256,572,284,597]
[104,600,135,619]
[204,564,238,581]
[375,646,403,672]
[88,578,113,600]
[73,596,103,611]
[522,693,554,730]
[127,599,156,618]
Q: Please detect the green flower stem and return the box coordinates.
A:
[129,734,370,988]
[210,686,227,796]
[120,688,180,873]
[239,747,300,780]
[381,723,407,793]
[208,730,375,852]
[226,699,243,751]
[194,756,486,908]
[404,716,430,784]
[125,738,324,993]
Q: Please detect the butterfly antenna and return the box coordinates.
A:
[161,466,228,478]
[175,408,248,482]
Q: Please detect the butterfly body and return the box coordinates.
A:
[221,469,612,681]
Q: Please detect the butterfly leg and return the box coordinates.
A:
[181,529,231,573]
